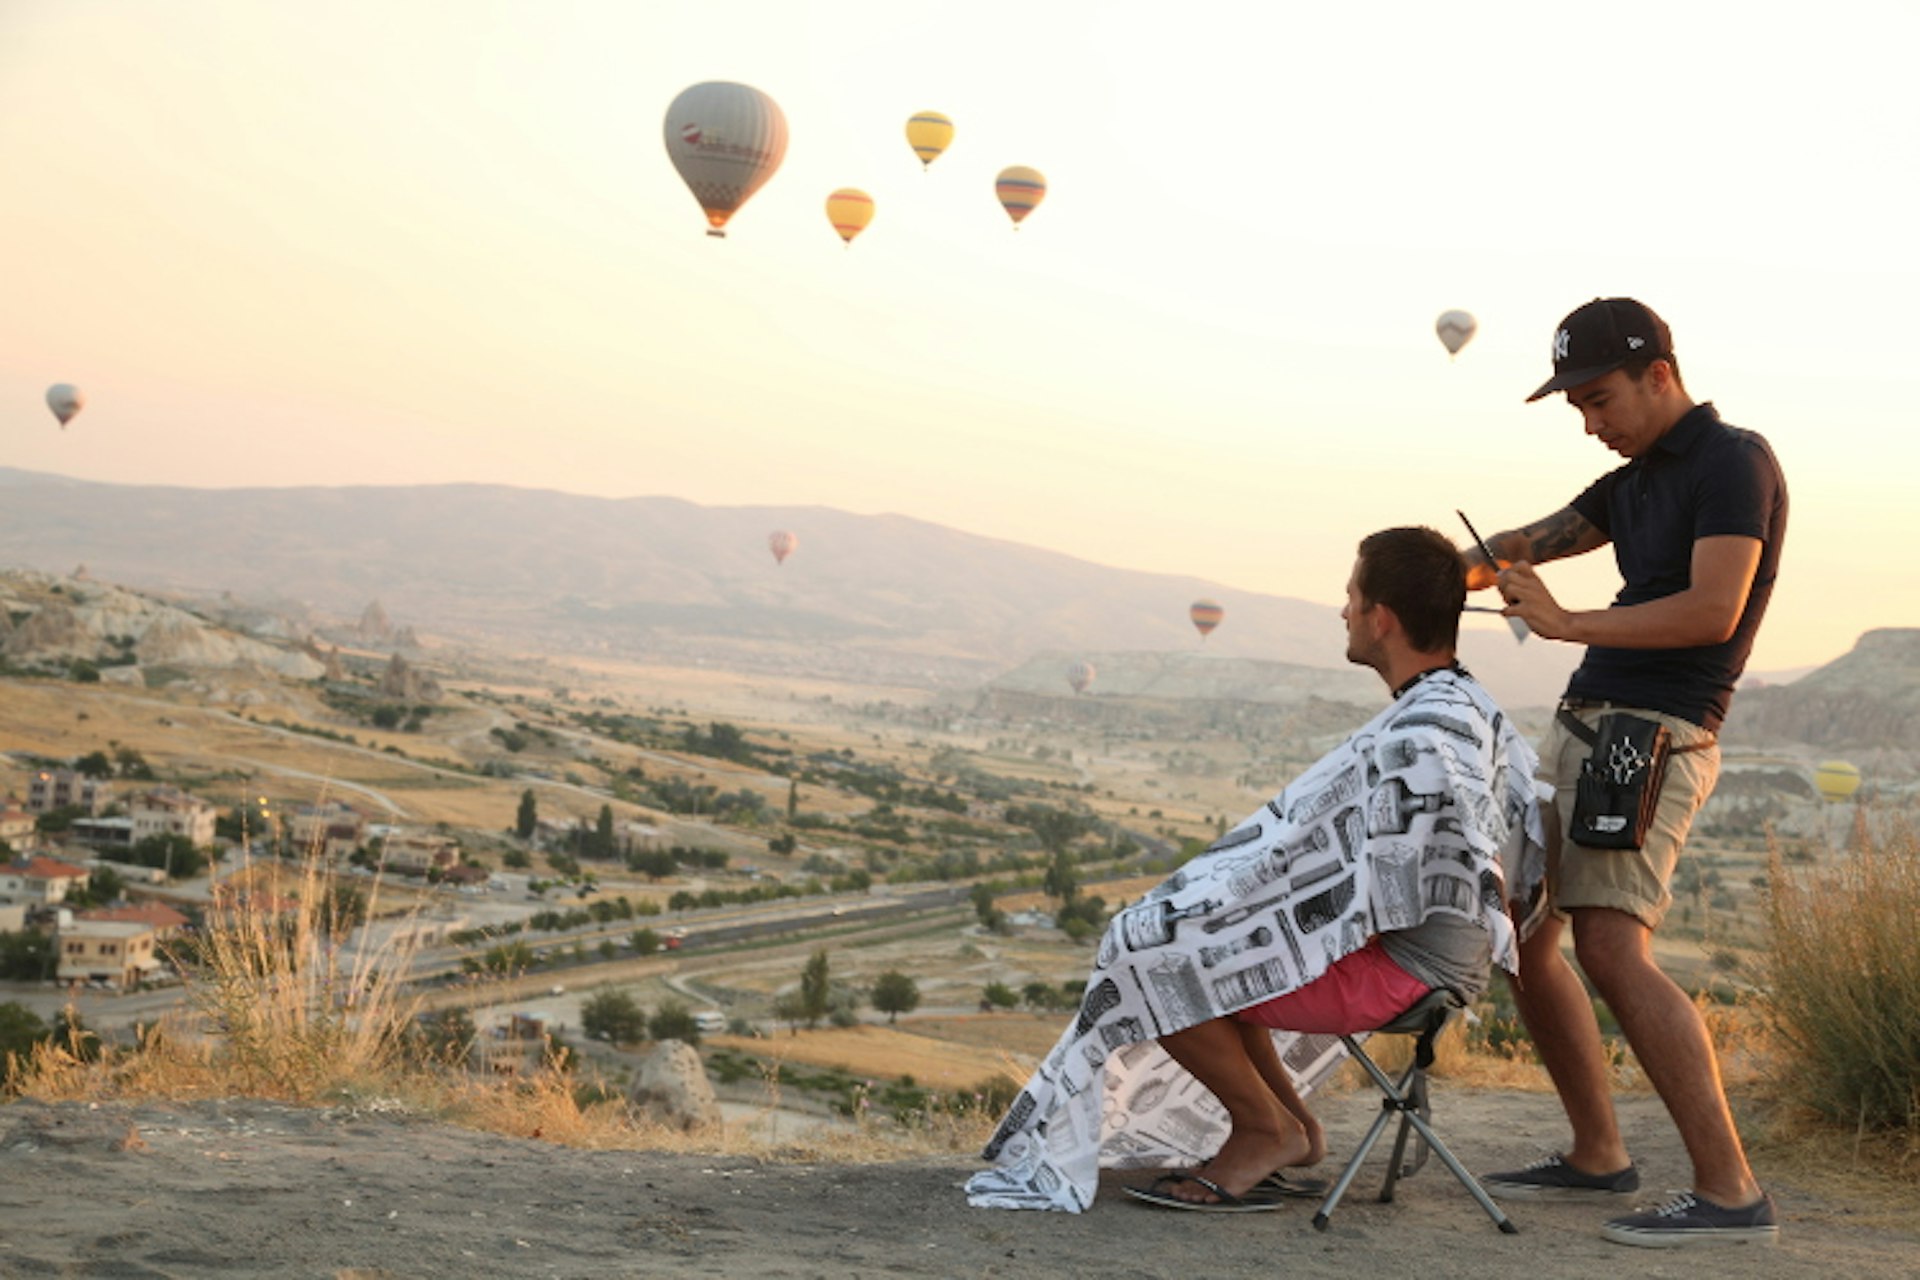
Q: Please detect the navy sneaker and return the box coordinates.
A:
[1602,1190,1779,1248]
[1482,1152,1640,1201]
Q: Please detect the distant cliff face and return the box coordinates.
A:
[0,572,323,680]
[1724,629,1920,761]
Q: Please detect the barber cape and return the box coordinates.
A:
[965,668,1545,1212]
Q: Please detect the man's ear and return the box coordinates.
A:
[1370,601,1401,645]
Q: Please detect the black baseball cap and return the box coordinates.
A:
[1526,297,1674,402]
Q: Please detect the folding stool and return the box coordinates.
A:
[1311,989,1518,1234]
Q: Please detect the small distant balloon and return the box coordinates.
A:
[1067,660,1096,695]
[995,166,1046,228]
[663,82,789,238]
[1435,310,1478,358]
[769,530,798,565]
[825,188,875,246]
[905,111,954,170]
[1189,599,1224,640]
[46,384,85,428]
[1813,760,1862,802]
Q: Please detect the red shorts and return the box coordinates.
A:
[1232,939,1430,1034]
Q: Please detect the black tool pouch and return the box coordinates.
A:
[1562,709,1672,850]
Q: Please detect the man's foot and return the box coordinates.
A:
[1601,1191,1779,1248]
[1482,1152,1640,1201]
[1167,1126,1314,1205]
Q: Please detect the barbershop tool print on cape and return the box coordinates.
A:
[965,670,1545,1211]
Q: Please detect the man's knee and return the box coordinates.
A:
[1569,908,1655,991]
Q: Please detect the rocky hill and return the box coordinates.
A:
[0,570,323,682]
[0,468,1584,706]
[1724,628,1920,767]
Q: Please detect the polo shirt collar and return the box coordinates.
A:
[1649,402,1720,459]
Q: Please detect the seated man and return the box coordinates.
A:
[966,526,1542,1213]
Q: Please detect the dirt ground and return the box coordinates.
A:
[2,1090,1914,1279]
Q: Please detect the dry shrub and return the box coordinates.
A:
[7,849,424,1106]
[1758,828,1920,1155]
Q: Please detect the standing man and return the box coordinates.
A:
[1468,298,1787,1248]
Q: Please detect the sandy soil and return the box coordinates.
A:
[3,1089,1913,1279]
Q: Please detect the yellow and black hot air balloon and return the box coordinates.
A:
[905,111,954,170]
[1813,760,1862,802]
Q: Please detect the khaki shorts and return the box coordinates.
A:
[1538,703,1720,930]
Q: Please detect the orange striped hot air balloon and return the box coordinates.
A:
[905,111,954,170]
[825,188,874,246]
[1189,599,1224,640]
[995,165,1046,228]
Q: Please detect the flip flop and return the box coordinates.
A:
[1254,1170,1329,1198]
[1123,1172,1294,1213]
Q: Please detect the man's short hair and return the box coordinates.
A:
[1356,527,1465,652]
[1621,351,1686,392]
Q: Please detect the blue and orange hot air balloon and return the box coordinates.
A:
[995,166,1046,229]
[1189,599,1224,640]
[1067,660,1096,695]
[905,111,954,170]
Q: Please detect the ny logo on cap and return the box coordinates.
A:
[1627,336,1644,349]
[1553,328,1570,360]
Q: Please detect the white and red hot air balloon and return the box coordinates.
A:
[769,530,798,565]
[46,383,85,428]
[1067,660,1096,695]
[663,82,789,238]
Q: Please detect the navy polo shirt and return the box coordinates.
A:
[1562,403,1788,732]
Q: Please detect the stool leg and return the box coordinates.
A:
[1395,1109,1519,1234]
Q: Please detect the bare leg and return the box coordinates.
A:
[1236,1021,1326,1165]
[1157,1016,1313,1203]
[1572,908,1761,1206]
[1506,914,1632,1175]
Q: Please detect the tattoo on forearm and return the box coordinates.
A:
[1521,509,1592,561]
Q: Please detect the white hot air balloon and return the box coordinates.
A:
[663,82,790,238]
[768,530,798,565]
[46,384,85,428]
[1435,310,1477,358]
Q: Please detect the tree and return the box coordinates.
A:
[113,746,154,779]
[413,1006,476,1064]
[982,981,1020,1011]
[629,928,661,956]
[68,865,126,909]
[870,970,920,1024]
[799,949,832,1028]
[1043,850,1079,906]
[0,1001,51,1059]
[129,834,205,879]
[786,780,798,822]
[593,804,616,859]
[771,992,807,1036]
[515,789,538,840]
[321,883,368,938]
[75,750,115,779]
[648,1000,699,1044]
[580,989,649,1046]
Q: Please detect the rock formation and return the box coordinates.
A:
[355,600,394,644]
[378,652,442,702]
[1725,628,1920,759]
[625,1040,720,1132]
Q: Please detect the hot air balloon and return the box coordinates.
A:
[1067,660,1096,695]
[46,384,84,429]
[905,111,954,170]
[995,166,1046,228]
[1813,760,1862,802]
[769,530,798,565]
[1435,310,1477,358]
[1189,599,1224,640]
[825,188,874,246]
[663,82,789,238]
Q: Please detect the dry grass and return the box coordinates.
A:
[715,1023,1031,1093]
[1756,826,1920,1178]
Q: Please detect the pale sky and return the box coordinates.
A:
[3,1,1916,673]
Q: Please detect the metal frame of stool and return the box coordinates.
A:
[1310,991,1518,1234]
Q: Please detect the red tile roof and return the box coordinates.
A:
[5,855,89,880]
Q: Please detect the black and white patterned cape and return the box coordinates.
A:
[965,669,1546,1211]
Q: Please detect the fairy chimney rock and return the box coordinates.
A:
[356,600,394,643]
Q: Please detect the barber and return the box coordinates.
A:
[1466,298,1788,1249]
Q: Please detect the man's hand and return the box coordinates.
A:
[1495,562,1577,641]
